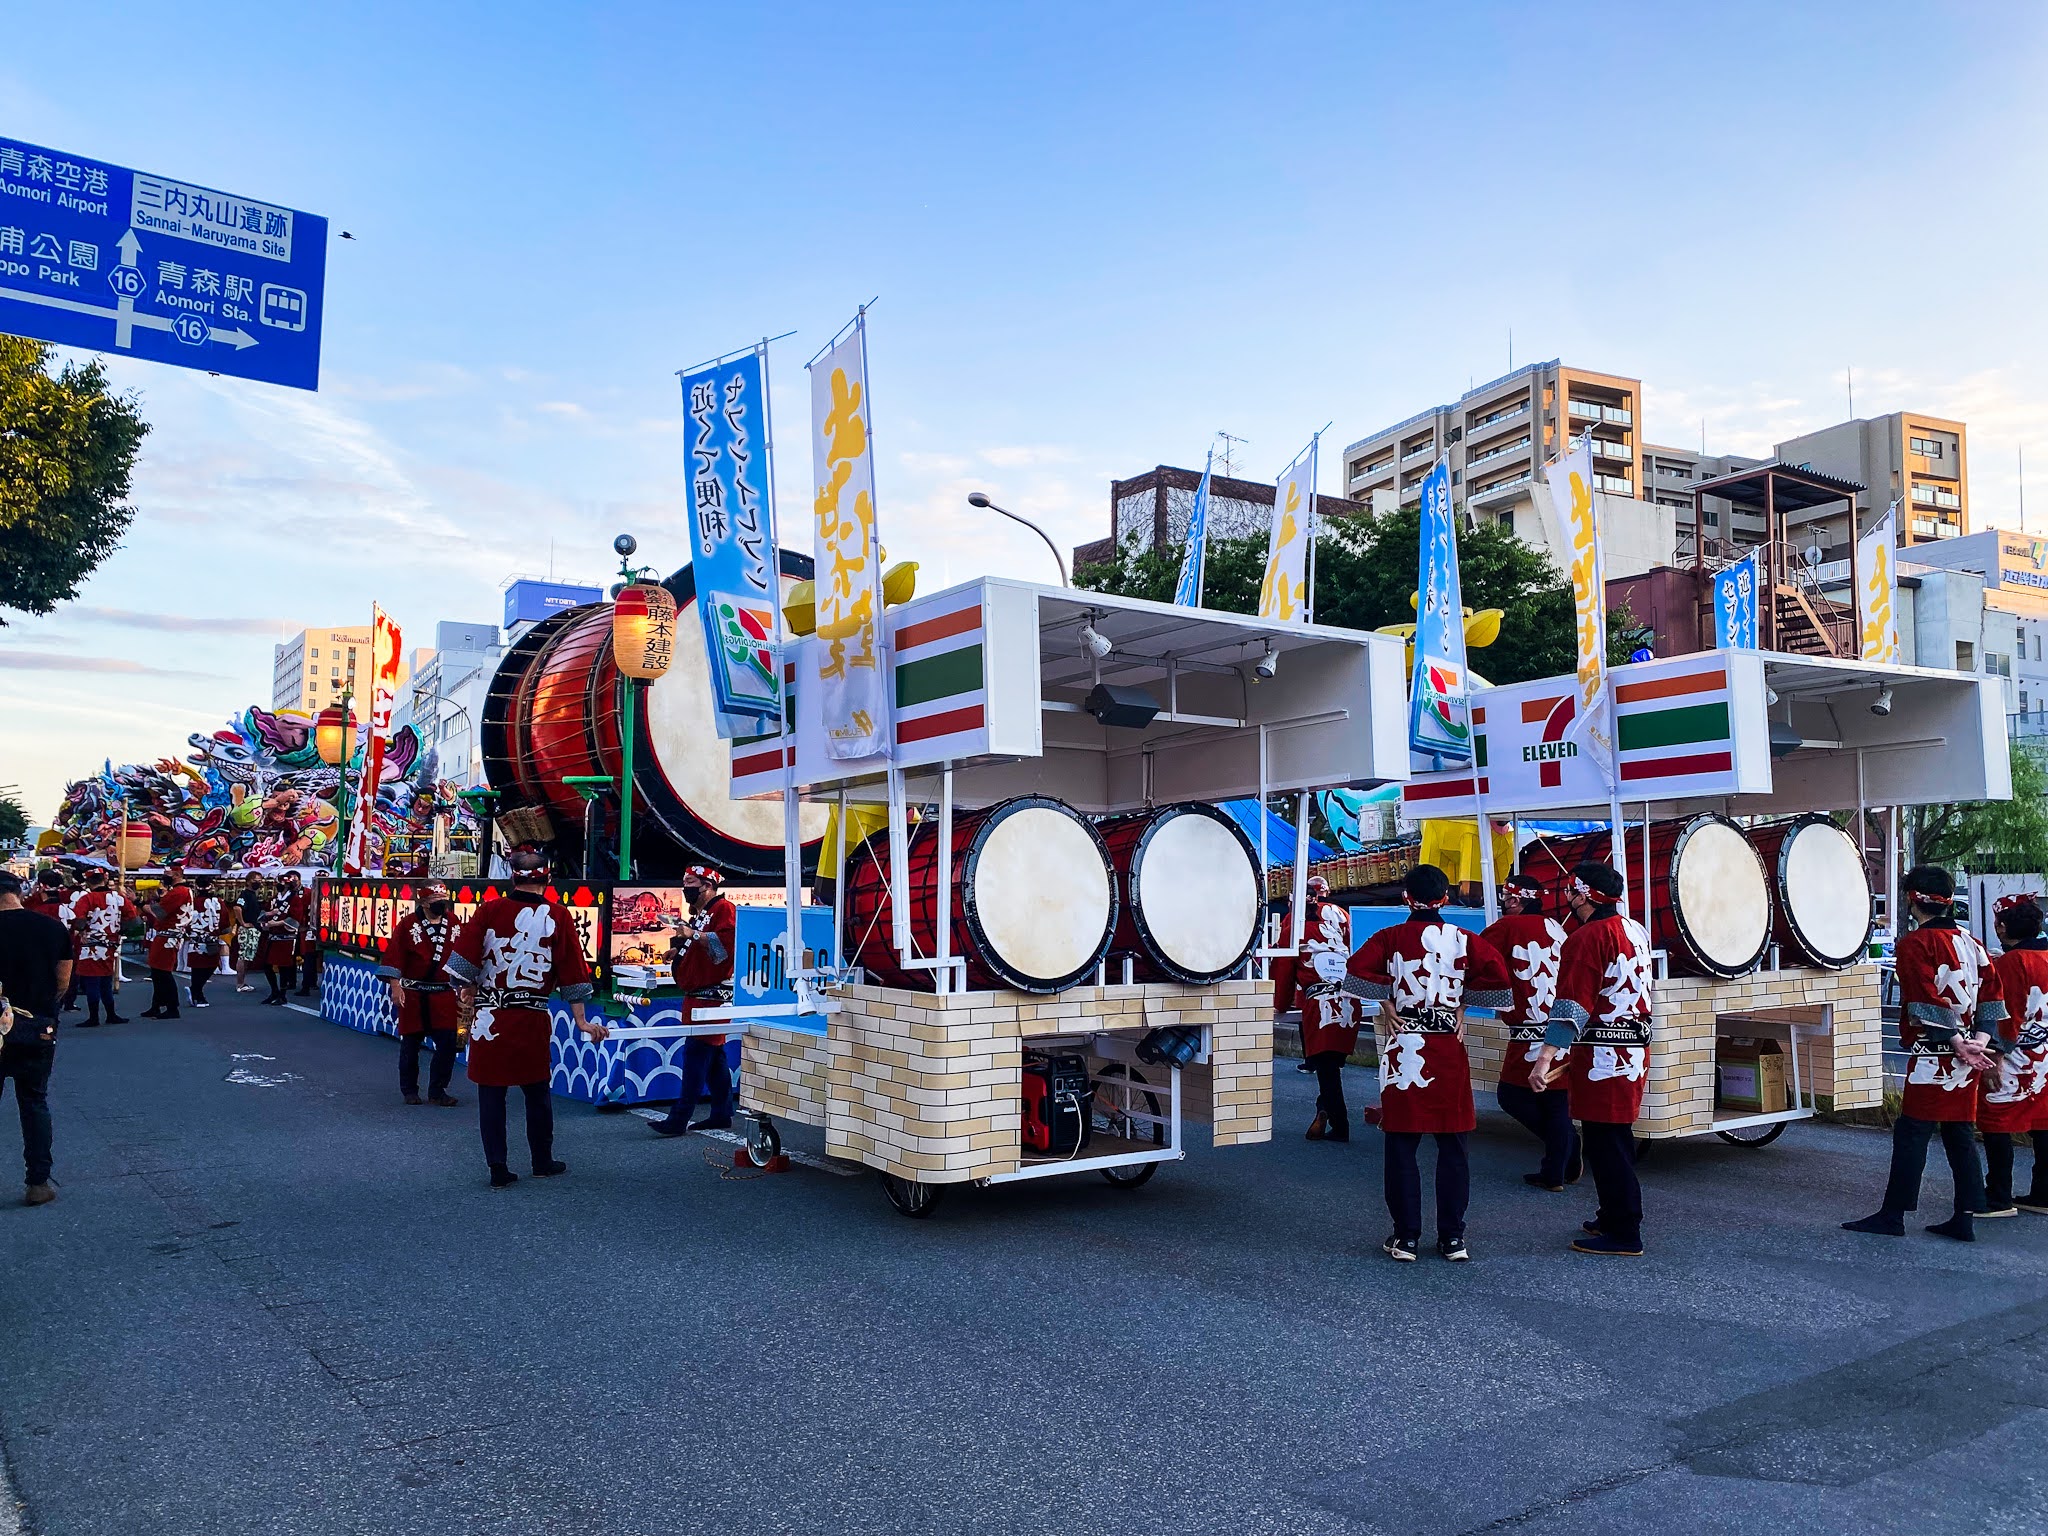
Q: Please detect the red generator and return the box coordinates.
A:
[1021,1051,1094,1157]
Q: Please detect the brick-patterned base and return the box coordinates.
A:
[1468,962,1885,1139]
[741,981,1274,1183]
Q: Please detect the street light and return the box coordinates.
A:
[313,699,357,767]
[966,492,1068,587]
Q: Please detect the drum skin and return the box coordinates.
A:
[843,796,1119,993]
[1524,813,1772,978]
[1747,814,1873,970]
[480,550,826,879]
[1095,803,1261,984]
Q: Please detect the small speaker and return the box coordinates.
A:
[1085,682,1160,729]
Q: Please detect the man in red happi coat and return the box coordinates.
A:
[1527,861,1654,1257]
[1980,892,2048,1218]
[445,844,608,1187]
[1845,864,2002,1242]
[141,864,193,1020]
[1480,874,1579,1192]
[69,867,137,1028]
[651,865,740,1136]
[1344,864,1513,1263]
[1295,876,1361,1143]
[257,872,310,1005]
[377,882,463,1107]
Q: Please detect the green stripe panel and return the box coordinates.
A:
[1475,731,1488,770]
[896,643,983,708]
[1617,700,1729,753]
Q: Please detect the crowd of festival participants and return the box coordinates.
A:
[4,838,2046,1253]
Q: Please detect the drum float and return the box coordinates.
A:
[1094,803,1261,983]
[1747,814,1873,970]
[480,549,828,878]
[842,796,1119,993]
[1524,813,1772,978]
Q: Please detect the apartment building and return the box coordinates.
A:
[272,625,382,712]
[1771,411,1969,551]
[1640,445,1767,563]
[1339,361,1643,528]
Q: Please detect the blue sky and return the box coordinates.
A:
[6,1,2048,818]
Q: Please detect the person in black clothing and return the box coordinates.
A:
[0,870,73,1207]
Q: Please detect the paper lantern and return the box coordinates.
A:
[314,703,357,767]
[613,583,679,680]
[119,826,153,868]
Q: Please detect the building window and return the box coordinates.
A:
[1703,510,1720,526]
[1911,436,1944,459]
[1987,652,2012,678]
[310,648,320,659]
[1958,641,1976,672]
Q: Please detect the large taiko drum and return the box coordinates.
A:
[1747,814,1873,969]
[1523,813,1772,978]
[842,796,1119,993]
[1094,803,1261,984]
[480,550,828,878]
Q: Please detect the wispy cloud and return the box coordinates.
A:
[59,607,289,636]
[0,650,225,680]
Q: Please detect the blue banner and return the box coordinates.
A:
[682,349,783,737]
[1712,551,1759,649]
[1174,451,1213,607]
[1408,460,1472,763]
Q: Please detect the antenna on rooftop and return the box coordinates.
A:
[1214,431,1249,479]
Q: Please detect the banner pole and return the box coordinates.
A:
[617,673,636,880]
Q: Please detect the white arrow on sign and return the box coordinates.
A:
[113,227,143,347]
[0,281,258,354]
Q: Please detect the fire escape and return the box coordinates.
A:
[1689,462,1868,658]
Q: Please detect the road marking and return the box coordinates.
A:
[284,1003,321,1017]
[627,1107,857,1176]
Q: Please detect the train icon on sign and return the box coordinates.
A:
[259,283,307,332]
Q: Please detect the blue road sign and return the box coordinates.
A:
[0,136,326,390]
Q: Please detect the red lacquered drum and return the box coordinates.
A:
[1747,814,1873,969]
[1522,813,1772,978]
[843,796,1119,993]
[1095,803,1261,983]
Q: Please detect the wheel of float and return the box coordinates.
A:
[1093,1064,1163,1189]
[881,1173,944,1217]
[1715,1121,1788,1149]
[744,1116,783,1168]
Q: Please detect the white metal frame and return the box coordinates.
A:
[981,1028,1190,1185]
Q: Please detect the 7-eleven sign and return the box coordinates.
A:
[1520,693,1579,789]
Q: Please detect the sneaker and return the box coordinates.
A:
[1571,1233,1644,1256]
[2016,1198,2048,1215]
[1383,1234,1419,1262]
[488,1165,518,1188]
[1927,1215,1976,1242]
[1524,1172,1566,1192]
[650,1120,691,1138]
[24,1183,55,1207]
[1437,1235,1470,1262]
[235,984,256,993]
[532,1159,568,1177]
[77,1018,101,1029]
[1841,1211,1907,1237]
[1978,1205,2020,1219]
[430,1094,460,1108]
[192,1001,211,1010]
[403,1093,425,1106]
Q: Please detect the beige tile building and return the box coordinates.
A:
[270,625,406,713]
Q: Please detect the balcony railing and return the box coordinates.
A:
[1911,485,1961,509]
[1594,473,1634,495]
[1593,438,1633,460]
[1465,434,1531,469]
[1568,400,1634,426]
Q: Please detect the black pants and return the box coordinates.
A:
[1497,1081,1580,1184]
[297,950,321,995]
[400,1029,459,1099]
[262,964,294,1002]
[656,1038,733,1129]
[1,1038,55,1186]
[189,960,217,1004]
[1383,1130,1470,1240]
[1580,1121,1643,1246]
[478,1082,553,1171]
[1882,1115,1984,1218]
[78,974,116,1022]
[149,968,181,1016]
[1308,1050,1348,1126]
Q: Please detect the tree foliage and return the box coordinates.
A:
[0,790,26,849]
[1913,741,2048,876]
[1077,505,1600,686]
[0,336,150,621]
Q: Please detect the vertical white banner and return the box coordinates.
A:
[1259,443,1316,622]
[1544,436,1614,780]
[1858,500,1901,664]
[808,318,892,760]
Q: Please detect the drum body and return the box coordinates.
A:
[842,797,1118,993]
[1524,813,1772,978]
[1747,814,1872,969]
[1095,803,1261,983]
[480,550,827,879]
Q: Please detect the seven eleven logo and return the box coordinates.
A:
[1519,693,1578,788]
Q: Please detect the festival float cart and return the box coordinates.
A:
[722,575,1409,1215]
[1401,646,2011,1147]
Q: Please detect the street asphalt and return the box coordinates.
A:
[2,987,2047,1535]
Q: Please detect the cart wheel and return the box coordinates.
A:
[743,1116,783,1168]
[1715,1122,1788,1149]
[881,1173,944,1218]
[1094,1064,1164,1189]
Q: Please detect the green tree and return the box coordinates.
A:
[0,789,26,850]
[0,336,150,621]
[1077,504,1582,685]
[1913,740,2048,875]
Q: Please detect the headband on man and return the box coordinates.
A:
[684,865,724,887]
[1996,891,2041,916]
